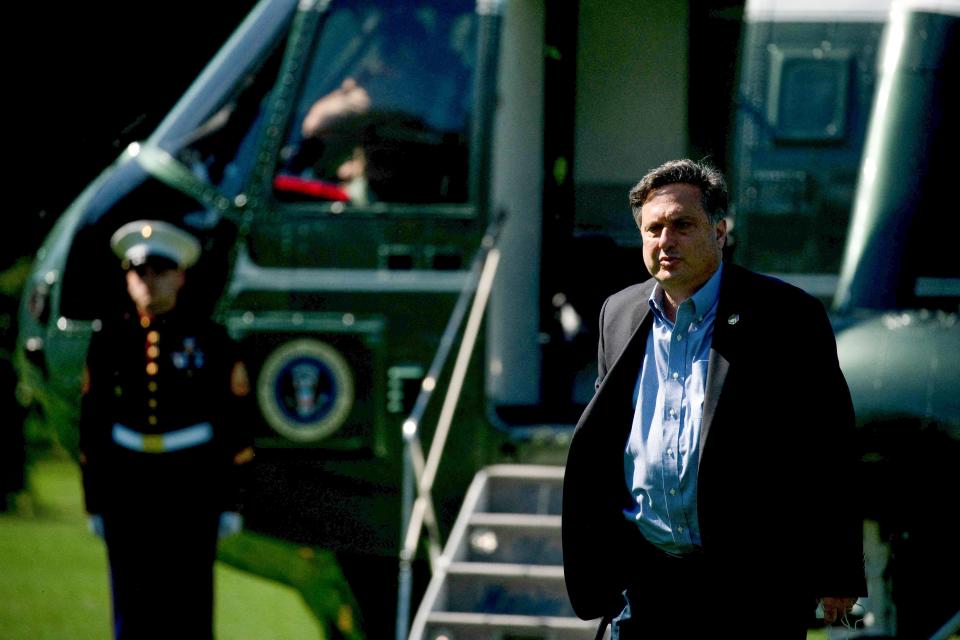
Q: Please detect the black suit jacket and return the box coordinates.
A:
[561,263,866,620]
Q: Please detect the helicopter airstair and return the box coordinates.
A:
[408,464,605,640]
[396,226,604,639]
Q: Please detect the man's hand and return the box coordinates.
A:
[88,514,105,539]
[302,78,371,137]
[820,596,858,624]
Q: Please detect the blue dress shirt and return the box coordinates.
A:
[623,263,723,556]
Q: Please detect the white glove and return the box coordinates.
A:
[218,511,243,539]
[88,514,105,539]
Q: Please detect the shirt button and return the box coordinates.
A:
[668,408,677,419]
[671,372,680,380]
[147,346,160,359]
[146,362,159,376]
[676,334,684,342]
[677,525,685,533]
[148,415,158,426]
[148,382,158,392]
[666,447,674,456]
[670,488,677,496]
[148,399,158,409]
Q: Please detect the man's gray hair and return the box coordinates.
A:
[629,159,728,227]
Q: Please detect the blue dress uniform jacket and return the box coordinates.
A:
[561,263,866,623]
[79,307,252,639]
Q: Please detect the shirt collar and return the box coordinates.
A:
[648,261,724,324]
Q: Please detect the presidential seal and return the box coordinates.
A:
[257,339,354,442]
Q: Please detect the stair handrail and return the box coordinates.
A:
[928,609,960,640]
[395,214,504,640]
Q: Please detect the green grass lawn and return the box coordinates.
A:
[0,454,323,640]
[1,453,863,640]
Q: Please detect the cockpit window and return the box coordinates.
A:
[274,0,476,207]
[173,34,289,198]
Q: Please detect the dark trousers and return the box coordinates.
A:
[609,548,814,639]
[104,510,219,640]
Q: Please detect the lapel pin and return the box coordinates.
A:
[727,314,740,325]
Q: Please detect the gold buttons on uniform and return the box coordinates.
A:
[140,316,151,329]
[145,331,159,376]
[144,329,160,424]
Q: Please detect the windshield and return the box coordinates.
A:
[274,0,477,206]
[173,36,288,198]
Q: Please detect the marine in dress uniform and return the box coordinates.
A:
[79,220,254,640]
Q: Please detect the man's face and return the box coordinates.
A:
[639,183,726,303]
[125,262,185,316]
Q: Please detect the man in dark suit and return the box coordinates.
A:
[561,159,865,638]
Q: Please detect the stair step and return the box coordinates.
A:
[442,562,572,617]
[446,562,565,578]
[469,513,562,528]
[422,612,600,640]
[483,466,564,516]
[462,514,562,565]
[409,466,575,639]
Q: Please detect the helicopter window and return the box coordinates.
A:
[767,48,851,143]
[173,34,289,198]
[274,0,476,207]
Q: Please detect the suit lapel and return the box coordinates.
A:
[700,348,729,463]
[699,265,741,463]
[599,287,654,415]
[608,298,653,383]
[576,284,653,453]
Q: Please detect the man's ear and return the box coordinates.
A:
[715,218,728,249]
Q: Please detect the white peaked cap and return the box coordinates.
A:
[110,219,201,269]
